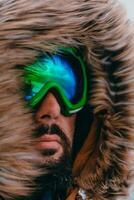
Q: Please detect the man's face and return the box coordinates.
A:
[35,92,76,165]
[22,49,87,192]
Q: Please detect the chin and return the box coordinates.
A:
[34,150,73,193]
[40,147,64,165]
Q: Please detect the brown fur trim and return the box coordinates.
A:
[0,0,134,199]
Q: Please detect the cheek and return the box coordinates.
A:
[61,114,77,144]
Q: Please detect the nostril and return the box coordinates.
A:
[40,114,51,119]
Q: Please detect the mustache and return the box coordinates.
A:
[34,124,71,149]
[35,124,65,138]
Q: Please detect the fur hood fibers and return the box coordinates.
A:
[0,0,134,199]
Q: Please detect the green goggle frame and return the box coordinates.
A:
[23,47,88,115]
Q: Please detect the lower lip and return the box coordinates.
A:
[36,141,61,150]
[36,135,61,151]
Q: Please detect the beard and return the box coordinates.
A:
[27,124,73,199]
[35,124,71,158]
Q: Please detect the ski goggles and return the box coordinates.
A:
[23,47,88,115]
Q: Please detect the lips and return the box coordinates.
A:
[36,134,62,151]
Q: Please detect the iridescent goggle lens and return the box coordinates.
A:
[23,48,88,115]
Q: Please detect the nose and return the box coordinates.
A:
[35,92,61,123]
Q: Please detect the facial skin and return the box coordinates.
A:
[23,92,77,198]
[35,92,76,164]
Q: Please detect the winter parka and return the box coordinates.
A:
[0,0,134,199]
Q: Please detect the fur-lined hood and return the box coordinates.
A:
[0,0,134,199]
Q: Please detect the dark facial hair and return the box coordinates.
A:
[24,124,73,200]
[34,123,72,159]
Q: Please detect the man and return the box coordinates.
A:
[21,47,91,200]
[0,0,134,200]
